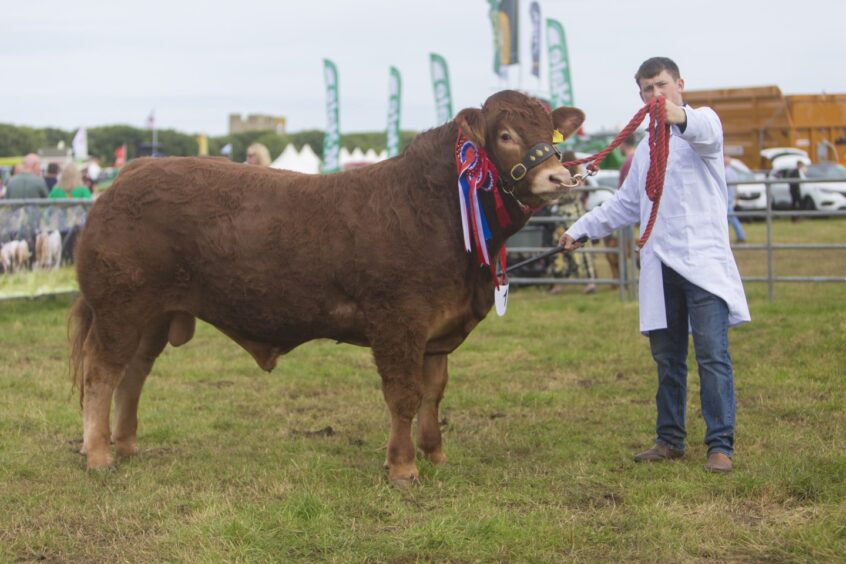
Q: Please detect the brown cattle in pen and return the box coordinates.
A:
[70,90,585,486]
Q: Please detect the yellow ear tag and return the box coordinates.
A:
[552,129,564,144]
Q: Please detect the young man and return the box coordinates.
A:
[559,57,750,472]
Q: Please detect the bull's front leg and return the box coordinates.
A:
[416,354,449,464]
[371,329,425,487]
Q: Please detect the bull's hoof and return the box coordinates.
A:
[86,452,115,471]
[387,462,420,488]
[422,449,448,465]
[390,474,421,489]
[114,440,139,458]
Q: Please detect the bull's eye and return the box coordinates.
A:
[499,132,512,142]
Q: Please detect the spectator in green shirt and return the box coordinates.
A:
[49,162,92,199]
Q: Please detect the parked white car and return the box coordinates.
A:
[767,153,846,211]
[578,158,772,213]
[727,158,767,211]
[583,170,620,211]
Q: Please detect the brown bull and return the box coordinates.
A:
[70,90,584,485]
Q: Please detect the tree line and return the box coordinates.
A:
[0,123,420,165]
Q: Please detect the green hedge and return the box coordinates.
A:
[0,124,419,166]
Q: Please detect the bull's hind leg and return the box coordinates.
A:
[112,316,170,457]
[81,322,140,469]
[416,354,449,464]
[371,328,426,487]
[112,312,194,457]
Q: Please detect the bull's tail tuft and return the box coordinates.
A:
[69,297,93,407]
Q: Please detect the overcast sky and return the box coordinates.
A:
[3,0,844,138]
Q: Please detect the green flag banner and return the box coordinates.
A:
[546,19,574,108]
[322,59,341,173]
[386,66,402,158]
[430,53,453,125]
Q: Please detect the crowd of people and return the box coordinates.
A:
[1,153,98,200]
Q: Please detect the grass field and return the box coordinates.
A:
[1,219,844,561]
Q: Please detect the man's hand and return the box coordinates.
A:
[558,233,583,252]
[664,99,687,125]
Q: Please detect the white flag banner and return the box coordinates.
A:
[429,53,453,125]
[72,128,88,159]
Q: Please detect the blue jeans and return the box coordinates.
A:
[648,263,736,457]
[727,212,746,242]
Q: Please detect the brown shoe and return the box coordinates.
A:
[633,443,684,463]
[705,452,733,473]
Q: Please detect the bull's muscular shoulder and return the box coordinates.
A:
[424,271,496,355]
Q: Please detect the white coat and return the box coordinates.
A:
[565,106,751,334]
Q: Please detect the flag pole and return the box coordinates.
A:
[149,108,157,156]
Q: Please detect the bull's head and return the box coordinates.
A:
[455,90,585,209]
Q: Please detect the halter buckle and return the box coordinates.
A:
[510,163,527,181]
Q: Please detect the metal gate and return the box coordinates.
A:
[507,179,846,302]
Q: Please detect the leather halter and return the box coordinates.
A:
[497,142,563,210]
[507,143,562,183]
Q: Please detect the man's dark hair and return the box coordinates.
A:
[635,57,680,85]
[47,162,60,175]
[623,134,636,148]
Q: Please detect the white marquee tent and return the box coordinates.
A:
[270,143,388,174]
[270,143,321,174]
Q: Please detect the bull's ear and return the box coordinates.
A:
[552,107,585,140]
[455,108,487,147]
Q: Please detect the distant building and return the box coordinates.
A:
[229,113,287,135]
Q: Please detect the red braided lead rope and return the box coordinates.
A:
[560,97,670,248]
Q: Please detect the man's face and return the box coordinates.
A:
[638,69,684,105]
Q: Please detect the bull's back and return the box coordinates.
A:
[82,157,334,286]
[87,158,332,246]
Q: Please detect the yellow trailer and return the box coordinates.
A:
[683,86,846,169]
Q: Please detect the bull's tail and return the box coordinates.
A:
[69,296,93,407]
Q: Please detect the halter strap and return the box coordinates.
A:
[508,143,562,182]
